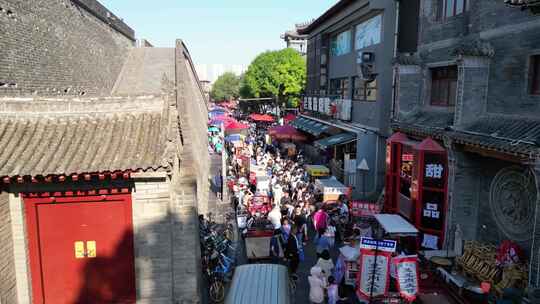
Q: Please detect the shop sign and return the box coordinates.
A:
[318,97,324,114]
[394,256,420,302]
[360,237,397,253]
[303,97,308,110]
[423,154,446,189]
[350,201,381,217]
[356,249,391,300]
[420,191,445,231]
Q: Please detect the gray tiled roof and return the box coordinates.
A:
[449,116,540,157]
[0,96,175,177]
[392,109,455,137]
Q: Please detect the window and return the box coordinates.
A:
[330,30,351,56]
[438,0,468,19]
[352,77,377,101]
[355,15,382,50]
[329,78,350,99]
[430,66,457,107]
[529,55,540,95]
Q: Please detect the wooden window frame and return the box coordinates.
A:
[438,0,468,20]
[430,66,457,107]
[352,77,377,102]
[330,78,350,99]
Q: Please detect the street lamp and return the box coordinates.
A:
[357,158,370,199]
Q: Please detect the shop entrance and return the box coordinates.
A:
[25,194,136,304]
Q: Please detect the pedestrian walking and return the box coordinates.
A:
[308,266,327,304]
[284,225,301,275]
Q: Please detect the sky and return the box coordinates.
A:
[99,0,336,66]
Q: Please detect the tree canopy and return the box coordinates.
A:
[241,48,306,104]
[210,72,242,102]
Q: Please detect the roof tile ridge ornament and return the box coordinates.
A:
[505,0,540,13]
[452,38,495,58]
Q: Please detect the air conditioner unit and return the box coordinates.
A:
[357,52,378,82]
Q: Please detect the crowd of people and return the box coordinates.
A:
[225,119,363,304]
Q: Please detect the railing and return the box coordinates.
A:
[300,95,352,122]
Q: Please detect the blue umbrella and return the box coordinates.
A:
[225,134,243,143]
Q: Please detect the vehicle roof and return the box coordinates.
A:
[225,264,290,304]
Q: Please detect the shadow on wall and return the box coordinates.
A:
[73,211,200,303]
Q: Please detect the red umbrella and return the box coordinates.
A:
[268,124,307,141]
[224,120,249,131]
[283,113,297,123]
[250,113,275,122]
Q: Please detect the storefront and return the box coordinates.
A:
[384,132,448,249]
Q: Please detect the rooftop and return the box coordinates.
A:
[0,96,177,178]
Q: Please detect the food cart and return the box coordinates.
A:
[373,214,419,252]
[314,177,351,203]
[305,165,330,179]
[244,195,274,261]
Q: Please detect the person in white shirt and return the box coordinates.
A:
[308,266,327,304]
[268,204,282,232]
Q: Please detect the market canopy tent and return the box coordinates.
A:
[225,134,244,143]
[314,132,356,149]
[283,113,297,123]
[249,113,275,122]
[224,120,249,135]
[268,124,307,141]
[374,214,419,237]
[209,115,236,126]
[305,165,330,177]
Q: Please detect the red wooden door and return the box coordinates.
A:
[25,194,136,304]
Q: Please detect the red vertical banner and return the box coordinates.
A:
[356,249,391,300]
[393,256,420,302]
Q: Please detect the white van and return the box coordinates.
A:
[225,264,291,304]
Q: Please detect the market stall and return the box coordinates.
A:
[315,177,351,203]
[305,165,330,178]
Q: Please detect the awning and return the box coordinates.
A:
[314,132,356,149]
[290,117,329,136]
[374,214,418,236]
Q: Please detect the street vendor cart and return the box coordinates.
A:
[315,177,351,203]
[244,195,274,261]
[305,165,330,179]
[373,214,419,252]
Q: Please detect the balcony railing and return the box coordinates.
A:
[301,95,352,122]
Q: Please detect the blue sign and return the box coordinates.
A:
[360,237,397,253]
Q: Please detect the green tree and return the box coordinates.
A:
[241,48,306,105]
[210,72,241,101]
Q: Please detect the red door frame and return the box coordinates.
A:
[24,193,135,304]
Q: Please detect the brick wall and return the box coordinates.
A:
[0,0,134,97]
[131,176,175,304]
[0,192,17,303]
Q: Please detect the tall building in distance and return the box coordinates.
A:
[196,63,247,83]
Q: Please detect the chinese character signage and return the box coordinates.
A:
[394,256,420,302]
[423,153,446,189]
[356,249,390,300]
[420,191,445,231]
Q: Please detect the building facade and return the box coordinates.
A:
[390,0,540,289]
[296,0,419,200]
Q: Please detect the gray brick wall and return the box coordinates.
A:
[0,0,134,97]
[0,192,17,303]
[132,177,175,304]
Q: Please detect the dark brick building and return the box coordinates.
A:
[389,0,540,289]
